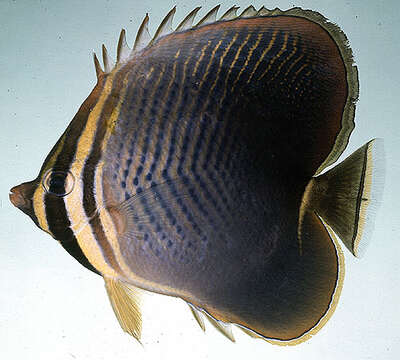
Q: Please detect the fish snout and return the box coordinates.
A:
[9,181,37,218]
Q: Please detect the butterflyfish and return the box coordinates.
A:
[9,5,385,345]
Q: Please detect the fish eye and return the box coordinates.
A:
[43,170,75,197]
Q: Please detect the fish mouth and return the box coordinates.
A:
[9,180,38,221]
[10,185,30,210]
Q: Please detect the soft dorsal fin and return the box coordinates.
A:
[104,277,142,342]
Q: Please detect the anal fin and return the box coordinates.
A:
[187,303,205,332]
[104,277,142,342]
[205,313,235,342]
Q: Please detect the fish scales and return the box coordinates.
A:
[9,6,384,346]
[100,17,347,335]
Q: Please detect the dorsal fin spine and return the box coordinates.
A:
[133,13,151,52]
[196,5,221,26]
[102,44,113,73]
[152,7,176,43]
[219,6,240,21]
[240,5,258,18]
[176,6,201,31]
[93,52,103,79]
[117,29,130,63]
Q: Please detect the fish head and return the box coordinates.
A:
[9,158,79,239]
[9,77,106,242]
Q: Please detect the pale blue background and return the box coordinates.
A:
[1,0,399,359]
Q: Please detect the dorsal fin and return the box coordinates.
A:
[152,6,176,42]
[196,5,221,27]
[256,6,270,16]
[117,29,130,63]
[240,5,258,18]
[102,44,113,73]
[93,52,103,79]
[133,13,151,52]
[92,3,358,168]
[176,6,201,31]
[219,5,240,21]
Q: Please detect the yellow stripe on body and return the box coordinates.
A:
[65,71,119,277]
[122,66,155,188]
[269,37,298,83]
[156,47,194,173]
[32,136,66,236]
[246,30,278,84]
[169,41,213,177]
[197,39,224,89]
[118,67,152,190]
[218,33,252,118]
[183,33,241,214]
[137,65,167,183]
[187,33,239,169]
[230,32,263,92]
[147,49,180,182]
[257,33,289,81]
[206,33,252,172]
[94,73,134,279]
[191,40,212,78]
[89,62,198,297]
[283,53,304,78]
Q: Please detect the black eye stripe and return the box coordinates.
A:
[43,170,75,197]
[49,174,67,194]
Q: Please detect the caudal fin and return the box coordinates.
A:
[304,139,385,257]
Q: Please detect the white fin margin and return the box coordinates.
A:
[354,138,385,257]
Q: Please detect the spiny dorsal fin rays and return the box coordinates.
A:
[256,6,270,16]
[205,313,235,342]
[219,5,240,21]
[93,52,104,79]
[102,44,113,73]
[104,277,142,343]
[176,6,202,31]
[240,5,258,18]
[152,6,176,42]
[94,5,294,76]
[117,29,131,63]
[196,5,221,27]
[267,7,282,16]
[187,303,206,332]
[133,13,151,52]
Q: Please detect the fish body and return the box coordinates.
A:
[9,6,384,345]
